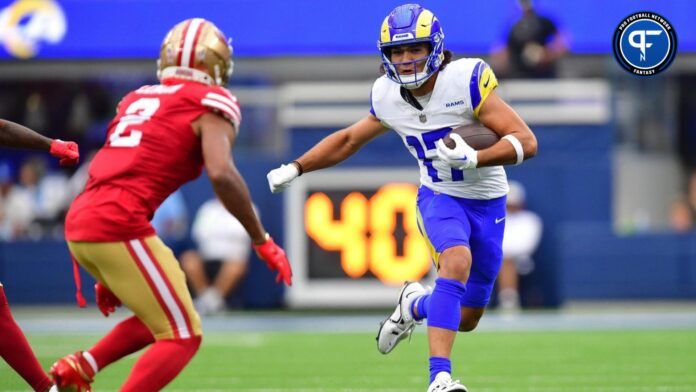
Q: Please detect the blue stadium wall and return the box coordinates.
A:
[2,0,695,59]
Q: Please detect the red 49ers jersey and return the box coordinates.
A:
[65,78,241,241]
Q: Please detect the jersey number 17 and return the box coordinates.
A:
[406,127,465,182]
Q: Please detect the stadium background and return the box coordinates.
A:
[1,0,696,390]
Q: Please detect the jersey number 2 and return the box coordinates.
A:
[109,98,160,147]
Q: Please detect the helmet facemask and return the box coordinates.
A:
[380,40,444,89]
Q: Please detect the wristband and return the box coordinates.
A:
[291,160,304,176]
[502,134,524,165]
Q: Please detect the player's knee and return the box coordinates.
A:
[439,248,472,282]
[441,261,470,282]
[169,333,203,347]
[458,314,482,332]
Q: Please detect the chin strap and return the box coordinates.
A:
[400,87,424,110]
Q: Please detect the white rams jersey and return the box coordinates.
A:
[370,58,508,200]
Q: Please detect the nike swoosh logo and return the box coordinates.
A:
[483,75,491,88]
[495,217,506,224]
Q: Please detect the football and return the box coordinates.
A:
[443,123,500,150]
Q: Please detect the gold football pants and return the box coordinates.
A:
[68,236,201,340]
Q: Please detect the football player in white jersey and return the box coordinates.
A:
[267,4,537,391]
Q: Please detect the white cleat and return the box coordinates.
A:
[376,281,427,354]
[427,372,468,392]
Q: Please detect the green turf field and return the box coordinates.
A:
[2,330,695,391]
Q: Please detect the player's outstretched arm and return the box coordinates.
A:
[197,112,266,243]
[196,112,292,285]
[0,119,79,165]
[267,114,387,193]
[0,119,51,150]
[473,91,537,167]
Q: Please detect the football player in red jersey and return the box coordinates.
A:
[0,119,78,392]
[49,18,292,392]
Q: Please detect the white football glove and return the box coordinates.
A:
[267,163,300,193]
[435,134,478,170]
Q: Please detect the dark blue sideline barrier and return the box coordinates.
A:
[560,222,696,299]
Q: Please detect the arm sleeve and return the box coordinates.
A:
[369,90,378,119]
[369,82,392,128]
[469,60,499,118]
[200,87,242,133]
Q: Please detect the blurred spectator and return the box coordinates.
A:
[687,171,696,215]
[490,0,567,79]
[498,181,543,312]
[1,157,77,241]
[22,93,48,133]
[151,190,189,254]
[667,170,696,233]
[1,157,70,239]
[66,150,97,202]
[669,196,693,233]
[0,162,15,239]
[677,76,696,169]
[180,198,254,315]
[35,169,70,225]
[1,160,34,239]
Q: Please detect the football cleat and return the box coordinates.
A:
[376,281,427,354]
[50,352,94,392]
[157,18,234,86]
[427,372,468,392]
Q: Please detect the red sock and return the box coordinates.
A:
[0,286,53,392]
[87,316,154,372]
[120,336,201,392]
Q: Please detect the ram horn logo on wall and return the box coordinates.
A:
[0,0,66,59]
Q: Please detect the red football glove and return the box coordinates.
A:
[254,235,293,286]
[49,139,80,166]
[95,282,121,317]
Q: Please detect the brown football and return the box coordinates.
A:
[443,124,500,150]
